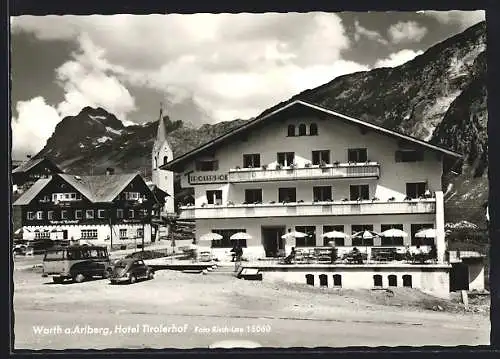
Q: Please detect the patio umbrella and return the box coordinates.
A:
[352,230,381,239]
[322,231,349,239]
[199,232,223,242]
[415,228,436,238]
[281,231,308,239]
[381,228,408,238]
[230,232,252,247]
[352,230,380,256]
[230,232,252,241]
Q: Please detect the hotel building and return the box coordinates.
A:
[162,100,462,265]
[13,172,159,249]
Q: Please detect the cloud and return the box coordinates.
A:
[388,21,428,44]
[374,49,424,68]
[353,19,389,45]
[421,10,485,30]
[11,33,137,158]
[12,13,360,126]
[11,97,61,158]
[55,33,136,120]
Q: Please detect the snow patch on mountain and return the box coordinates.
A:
[96,136,112,143]
[106,127,122,135]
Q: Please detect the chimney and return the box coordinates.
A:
[105,167,115,176]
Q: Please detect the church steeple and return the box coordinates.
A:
[156,102,168,144]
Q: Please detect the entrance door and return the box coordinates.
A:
[261,226,286,257]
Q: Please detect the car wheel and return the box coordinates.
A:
[53,277,64,284]
[148,271,154,280]
[103,268,112,279]
[129,274,136,284]
[73,273,85,283]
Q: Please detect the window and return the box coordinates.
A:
[309,123,318,136]
[411,224,434,246]
[195,159,219,171]
[351,224,374,246]
[295,226,316,247]
[388,275,397,287]
[163,156,168,165]
[27,211,34,220]
[277,152,295,167]
[125,192,140,200]
[86,210,94,219]
[298,123,307,136]
[35,231,50,239]
[70,193,76,199]
[206,190,223,205]
[319,274,328,287]
[403,275,413,288]
[323,225,345,246]
[348,148,367,162]
[40,195,50,203]
[350,185,369,200]
[333,274,342,287]
[211,229,247,248]
[287,124,295,137]
[305,274,314,286]
[75,210,83,219]
[278,187,296,203]
[406,182,426,199]
[243,154,261,168]
[244,189,262,204]
[61,210,68,220]
[36,211,43,220]
[117,209,124,219]
[47,211,54,220]
[380,224,404,246]
[119,229,127,239]
[128,209,135,218]
[312,150,330,165]
[395,150,424,162]
[373,275,383,287]
[64,194,70,199]
[137,228,144,238]
[81,229,98,240]
[98,209,106,219]
[313,186,332,202]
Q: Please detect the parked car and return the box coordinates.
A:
[43,245,112,283]
[109,258,154,284]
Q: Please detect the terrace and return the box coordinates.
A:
[178,198,436,219]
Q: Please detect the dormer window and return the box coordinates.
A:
[309,123,318,136]
[287,125,295,137]
[298,124,307,136]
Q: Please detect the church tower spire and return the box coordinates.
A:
[152,101,174,215]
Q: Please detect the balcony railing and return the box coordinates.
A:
[228,162,380,183]
[179,199,436,219]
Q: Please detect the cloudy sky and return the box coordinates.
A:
[10,10,485,158]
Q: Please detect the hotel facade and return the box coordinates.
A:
[13,172,159,249]
[163,101,462,265]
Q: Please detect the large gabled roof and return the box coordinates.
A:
[13,172,146,206]
[161,100,462,171]
[59,173,141,203]
[12,157,62,174]
[13,177,52,206]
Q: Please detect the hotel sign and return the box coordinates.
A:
[187,173,228,185]
[49,220,79,225]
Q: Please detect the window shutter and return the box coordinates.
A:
[395,150,402,162]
